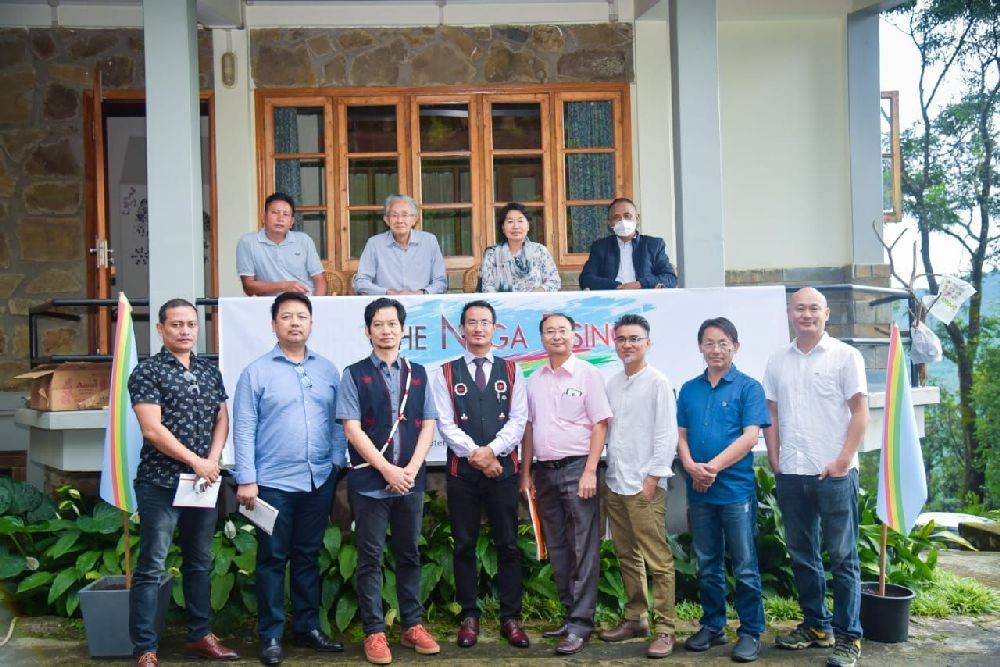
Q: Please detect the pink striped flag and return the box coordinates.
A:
[99,293,142,512]
[876,323,927,535]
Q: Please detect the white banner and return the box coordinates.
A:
[218,287,790,464]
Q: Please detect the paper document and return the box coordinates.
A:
[172,474,221,508]
[239,497,279,535]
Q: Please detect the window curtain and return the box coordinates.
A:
[273,108,303,230]
[565,102,614,253]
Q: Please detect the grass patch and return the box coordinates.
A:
[763,595,802,623]
[912,571,1000,617]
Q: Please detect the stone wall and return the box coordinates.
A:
[250,23,634,87]
[0,27,212,389]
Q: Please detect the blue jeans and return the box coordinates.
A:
[130,482,217,655]
[776,471,862,639]
[256,473,338,640]
[689,496,765,638]
[349,491,424,635]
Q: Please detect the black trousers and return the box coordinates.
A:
[446,472,523,621]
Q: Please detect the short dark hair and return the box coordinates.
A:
[265,192,296,214]
[461,300,496,326]
[614,313,650,335]
[607,197,636,215]
[539,312,575,334]
[697,317,739,345]
[271,292,312,320]
[158,298,196,324]
[364,297,406,329]
[496,202,530,243]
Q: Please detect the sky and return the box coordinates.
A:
[878,11,971,289]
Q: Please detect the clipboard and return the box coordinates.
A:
[172,473,221,508]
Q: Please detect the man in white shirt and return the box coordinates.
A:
[598,313,678,659]
[763,287,869,667]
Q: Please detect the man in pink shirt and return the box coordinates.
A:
[519,312,613,656]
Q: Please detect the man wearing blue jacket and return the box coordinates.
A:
[578,198,678,290]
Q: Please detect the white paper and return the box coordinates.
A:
[239,497,279,535]
[926,274,976,325]
[172,473,221,508]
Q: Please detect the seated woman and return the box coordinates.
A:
[480,203,561,292]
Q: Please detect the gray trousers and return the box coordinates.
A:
[534,457,600,637]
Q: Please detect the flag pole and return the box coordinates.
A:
[879,523,887,596]
[123,511,132,589]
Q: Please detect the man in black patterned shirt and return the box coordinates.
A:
[127,299,237,667]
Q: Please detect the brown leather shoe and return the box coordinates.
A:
[555,632,589,655]
[135,652,158,667]
[599,618,650,642]
[184,632,239,660]
[457,616,479,647]
[542,621,569,638]
[501,618,530,648]
[647,633,676,659]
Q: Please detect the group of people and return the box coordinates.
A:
[237,192,679,297]
[127,282,867,667]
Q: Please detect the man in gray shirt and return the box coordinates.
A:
[236,192,326,296]
[352,194,448,295]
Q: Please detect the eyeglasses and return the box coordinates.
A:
[387,212,415,220]
[542,328,571,338]
[614,335,648,345]
[463,320,494,330]
[182,370,200,396]
[699,341,734,352]
[294,364,312,389]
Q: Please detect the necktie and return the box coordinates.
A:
[473,357,487,391]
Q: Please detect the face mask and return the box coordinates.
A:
[613,218,636,237]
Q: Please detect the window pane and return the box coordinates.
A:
[349,210,383,258]
[275,159,324,207]
[566,205,607,254]
[421,157,471,204]
[423,208,472,256]
[349,159,398,206]
[294,211,326,260]
[880,98,893,154]
[491,103,541,150]
[565,153,614,200]
[883,157,893,213]
[420,104,469,152]
[273,107,323,154]
[347,106,397,153]
[564,101,614,149]
[493,156,543,201]
[494,205,544,245]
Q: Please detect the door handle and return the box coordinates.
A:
[88,238,111,268]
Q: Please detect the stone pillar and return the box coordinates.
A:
[142,0,204,348]
[668,0,725,287]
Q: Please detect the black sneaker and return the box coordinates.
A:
[826,635,861,667]
[731,634,760,663]
[684,626,728,651]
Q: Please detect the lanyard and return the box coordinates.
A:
[353,357,412,470]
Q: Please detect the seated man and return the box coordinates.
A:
[352,194,449,296]
[237,192,327,296]
[578,198,678,290]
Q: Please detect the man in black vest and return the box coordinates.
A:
[336,297,440,665]
[431,300,531,649]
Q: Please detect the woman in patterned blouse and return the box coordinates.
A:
[480,203,561,292]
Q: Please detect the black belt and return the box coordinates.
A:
[537,455,586,469]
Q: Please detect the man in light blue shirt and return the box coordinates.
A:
[233,292,346,665]
[352,194,449,295]
[236,192,326,296]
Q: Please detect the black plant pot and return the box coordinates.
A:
[78,574,173,657]
[860,581,916,643]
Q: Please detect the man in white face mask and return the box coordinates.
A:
[579,198,678,290]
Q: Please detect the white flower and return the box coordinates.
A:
[25,557,39,571]
[224,520,236,540]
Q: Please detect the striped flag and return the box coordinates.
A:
[99,293,143,512]
[876,323,927,535]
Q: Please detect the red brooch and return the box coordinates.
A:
[360,375,373,385]
[454,382,468,396]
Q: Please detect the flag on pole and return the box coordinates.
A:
[100,293,142,512]
[876,323,928,535]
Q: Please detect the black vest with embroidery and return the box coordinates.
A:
[346,357,428,494]
[442,357,519,481]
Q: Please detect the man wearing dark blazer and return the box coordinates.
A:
[579,198,678,290]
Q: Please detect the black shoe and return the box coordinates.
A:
[685,626,728,652]
[542,622,569,639]
[731,634,760,663]
[259,638,283,665]
[291,628,344,652]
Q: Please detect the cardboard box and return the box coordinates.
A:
[15,363,112,411]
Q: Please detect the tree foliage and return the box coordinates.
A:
[893,0,1000,502]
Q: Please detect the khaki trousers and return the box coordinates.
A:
[605,485,676,633]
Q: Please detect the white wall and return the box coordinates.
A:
[718,18,853,270]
